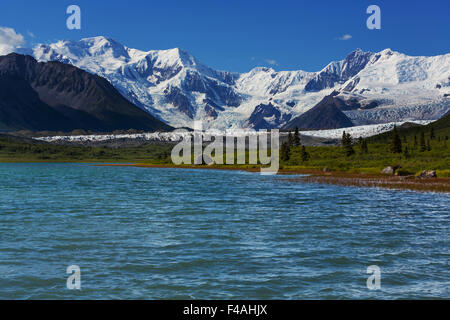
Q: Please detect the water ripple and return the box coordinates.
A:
[0,164,448,299]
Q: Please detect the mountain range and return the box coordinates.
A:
[0,53,171,132]
[12,36,450,130]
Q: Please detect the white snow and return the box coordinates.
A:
[34,120,434,143]
[300,120,433,139]
[25,37,450,130]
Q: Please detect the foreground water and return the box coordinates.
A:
[0,163,448,299]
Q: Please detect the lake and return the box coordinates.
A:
[0,163,448,299]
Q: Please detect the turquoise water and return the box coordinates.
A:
[0,163,448,299]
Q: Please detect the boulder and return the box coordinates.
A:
[381,166,395,175]
[416,170,437,179]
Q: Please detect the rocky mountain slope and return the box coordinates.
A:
[0,53,172,132]
[283,94,354,130]
[19,37,450,130]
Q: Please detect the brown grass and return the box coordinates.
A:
[293,174,450,193]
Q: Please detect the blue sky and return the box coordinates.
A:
[1,0,449,72]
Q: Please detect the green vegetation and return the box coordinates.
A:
[0,114,449,179]
[389,125,402,153]
[341,131,355,157]
[0,135,174,163]
[293,127,301,146]
[369,112,450,144]
[281,140,448,176]
[358,137,369,154]
[278,115,449,176]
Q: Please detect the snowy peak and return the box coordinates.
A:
[341,49,374,79]
[237,67,313,96]
[305,49,375,92]
[23,38,450,129]
[79,36,129,58]
[30,37,242,125]
[34,37,204,78]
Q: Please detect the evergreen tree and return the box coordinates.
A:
[403,146,409,159]
[287,131,293,147]
[300,145,310,162]
[342,131,355,157]
[427,140,431,151]
[358,137,367,154]
[430,126,435,140]
[358,137,363,147]
[280,142,290,161]
[419,131,426,152]
[294,127,301,146]
[413,135,418,149]
[361,138,368,154]
[390,125,402,153]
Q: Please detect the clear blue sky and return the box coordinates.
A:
[1,0,449,72]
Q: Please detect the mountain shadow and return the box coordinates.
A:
[283,95,354,130]
[0,53,172,132]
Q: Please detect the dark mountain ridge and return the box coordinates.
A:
[0,53,172,132]
[283,95,354,130]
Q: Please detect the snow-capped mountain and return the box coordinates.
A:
[24,37,450,129]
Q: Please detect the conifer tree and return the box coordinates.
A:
[280,142,290,161]
[342,131,354,156]
[287,131,293,147]
[361,138,368,154]
[390,125,402,153]
[403,146,409,159]
[419,131,426,152]
[427,140,431,151]
[300,145,309,162]
[413,135,418,149]
[430,126,435,140]
[342,131,348,147]
[294,127,301,146]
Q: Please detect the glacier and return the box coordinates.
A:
[20,37,450,130]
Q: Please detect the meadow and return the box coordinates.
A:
[0,114,449,179]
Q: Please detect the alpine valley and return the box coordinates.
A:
[13,36,450,131]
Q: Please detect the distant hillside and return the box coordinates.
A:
[283,95,354,130]
[369,113,450,142]
[0,53,172,132]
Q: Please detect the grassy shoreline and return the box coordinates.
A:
[1,156,448,193]
[1,116,449,194]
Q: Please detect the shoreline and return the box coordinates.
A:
[96,163,450,194]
